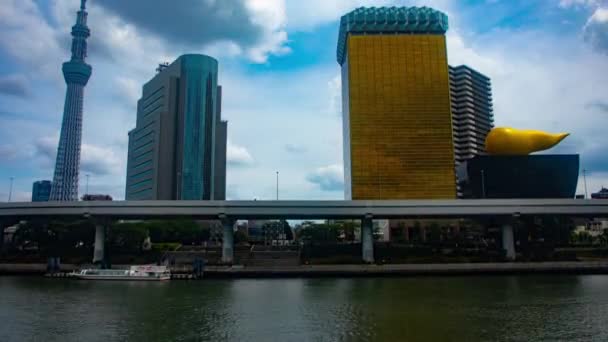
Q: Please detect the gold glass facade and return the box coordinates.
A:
[344,34,456,199]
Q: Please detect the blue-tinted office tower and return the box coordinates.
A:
[125,54,227,200]
[32,180,52,202]
[49,0,92,201]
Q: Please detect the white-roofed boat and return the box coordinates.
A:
[74,265,170,281]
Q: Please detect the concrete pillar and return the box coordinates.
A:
[502,224,516,261]
[46,257,61,273]
[0,223,5,253]
[361,217,374,264]
[93,224,106,264]
[221,218,235,264]
[420,226,427,242]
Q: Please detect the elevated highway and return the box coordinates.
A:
[2,199,607,264]
[1,199,608,220]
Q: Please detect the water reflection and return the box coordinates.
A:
[1,276,608,342]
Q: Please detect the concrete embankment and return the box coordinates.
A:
[202,262,608,278]
[0,263,78,274]
[4,262,608,278]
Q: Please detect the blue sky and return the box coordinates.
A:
[0,0,607,201]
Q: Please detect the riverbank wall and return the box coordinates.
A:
[3,261,608,278]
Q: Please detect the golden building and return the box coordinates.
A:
[338,7,456,199]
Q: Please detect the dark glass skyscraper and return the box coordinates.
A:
[32,180,52,202]
[49,0,92,201]
[125,54,227,200]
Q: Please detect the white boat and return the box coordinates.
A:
[74,265,171,281]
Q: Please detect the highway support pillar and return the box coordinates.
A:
[221,217,235,265]
[502,223,516,261]
[93,223,106,265]
[0,221,5,253]
[361,216,374,264]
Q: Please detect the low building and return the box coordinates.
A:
[32,180,52,202]
[246,220,270,243]
[592,188,608,199]
[245,220,292,245]
[82,194,113,201]
[459,155,579,199]
[375,220,391,242]
[389,219,463,242]
[587,218,608,237]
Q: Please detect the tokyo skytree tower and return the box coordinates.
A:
[49,0,92,201]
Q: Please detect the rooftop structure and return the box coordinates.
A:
[337,6,449,65]
[592,188,608,199]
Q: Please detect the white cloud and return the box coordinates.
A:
[227,140,255,167]
[559,0,601,8]
[0,190,32,203]
[81,144,124,176]
[446,31,503,76]
[577,171,608,197]
[34,135,124,176]
[0,74,30,98]
[285,144,307,154]
[0,0,63,77]
[0,144,22,160]
[306,164,344,192]
[79,0,290,64]
[245,0,290,62]
[328,73,341,116]
[592,6,608,19]
[584,7,608,53]
[284,0,453,30]
[115,77,140,107]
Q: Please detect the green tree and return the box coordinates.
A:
[12,220,95,256]
[146,219,211,244]
[234,230,249,245]
[110,222,149,253]
[299,223,339,243]
[428,222,442,245]
[282,220,294,240]
[342,221,358,242]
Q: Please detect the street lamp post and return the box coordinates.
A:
[481,169,486,199]
[175,171,181,200]
[583,169,589,199]
[276,171,279,201]
[8,177,14,202]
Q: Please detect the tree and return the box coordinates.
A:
[12,220,95,256]
[146,219,211,244]
[282,220,294,240]
[428,222,442,244]
[341,221,357,242]
[234,230,249,245]
[298,223,339,243]
[571,231,593,245]
[109,222,149,253]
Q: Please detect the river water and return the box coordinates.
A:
[1,275,608,341]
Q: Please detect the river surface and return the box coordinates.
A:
[1,275,608,341]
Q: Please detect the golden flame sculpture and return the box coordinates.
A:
[485,127,570,155]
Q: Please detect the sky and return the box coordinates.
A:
[0,0,607,202]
